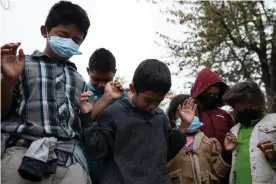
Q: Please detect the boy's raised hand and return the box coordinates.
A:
[224,133,238,151]
[177,98,197,130]
[1,42,25,80]
[103,80,123,102]
[79,92,97,114]
[257,140,276,160]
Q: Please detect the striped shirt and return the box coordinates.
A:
[7,50,87,166]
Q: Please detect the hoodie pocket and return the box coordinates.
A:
[169,169,195,184]
[201,172,219,184]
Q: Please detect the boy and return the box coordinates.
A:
[86,48,128,120]
[223,80,276,184]
[79,59,187,184]
[84,48,127,183]
[1,1,92,184]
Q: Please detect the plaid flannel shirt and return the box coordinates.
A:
[4,50,87,166]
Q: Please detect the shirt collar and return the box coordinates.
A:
[87,83,103,99]
[241,114,265,128]
[250,115,264,126]
[31,50,77,70]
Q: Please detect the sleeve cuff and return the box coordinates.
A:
[214,155,231,178]
[80,112,93,128]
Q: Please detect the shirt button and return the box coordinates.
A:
[251,149,254,152]
[253,166,256,169]
[265,128,268,131]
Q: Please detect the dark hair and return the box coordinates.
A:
[88,48,116,73]
[167,94,191,128]
[223,80,265,107]
[45,1,90,39]
[133,59,171,95]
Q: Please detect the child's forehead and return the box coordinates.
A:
[49,24,84,39]
[89,70,115,78]
[139,91,165,99]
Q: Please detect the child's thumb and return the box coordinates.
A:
[18,49,25,63]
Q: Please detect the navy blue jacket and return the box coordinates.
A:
[83,99,186,184]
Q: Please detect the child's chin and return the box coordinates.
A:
[142,108,154,113]
[96,88,105,94]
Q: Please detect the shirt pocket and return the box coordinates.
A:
[258,125,276,144]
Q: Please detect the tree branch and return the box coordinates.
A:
[209,5,261,54]
[225,42,251,79]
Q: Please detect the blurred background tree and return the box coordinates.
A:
[157,0,276,112]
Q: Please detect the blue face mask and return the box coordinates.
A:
[176,116,203,133]
[48,36,81,58]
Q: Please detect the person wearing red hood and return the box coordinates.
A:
[191,69,236,147]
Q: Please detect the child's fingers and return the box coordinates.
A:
[11,43,21,56]
[80,91,93,97]
[261,143,274,150]
[115,83,122,88]
[226,133,236,142]
[1,49,10,54]
[114,85,123,92]
[177,105,181,111]
[226,132,235,137]
[114,80,121,86]
[188,98,193,105]
[257,142,262,149]
[192,104,197,113]
[265,149,275,154]
[182,100,188,110]
[91,96,97,105]
[186,98,194,109]
[1,43,20,56]
[260,140,272,144]
[114,81,123,89]
[1,42,21,50]
[80,97,89,101]
[229,135,237,143]
[107,81,113,86]
[18,49,25,63]
[228,135,236,139]
[183,99,188,106]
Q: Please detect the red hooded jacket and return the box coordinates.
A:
[191,69,236,147]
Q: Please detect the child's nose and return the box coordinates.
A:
[98,82,106,87]
[148,104,156,111]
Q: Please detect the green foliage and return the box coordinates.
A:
[158,0,276,111]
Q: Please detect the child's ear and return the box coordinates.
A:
[129,84,135,94]
[40,25,47,38]
[86,67,90,75]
